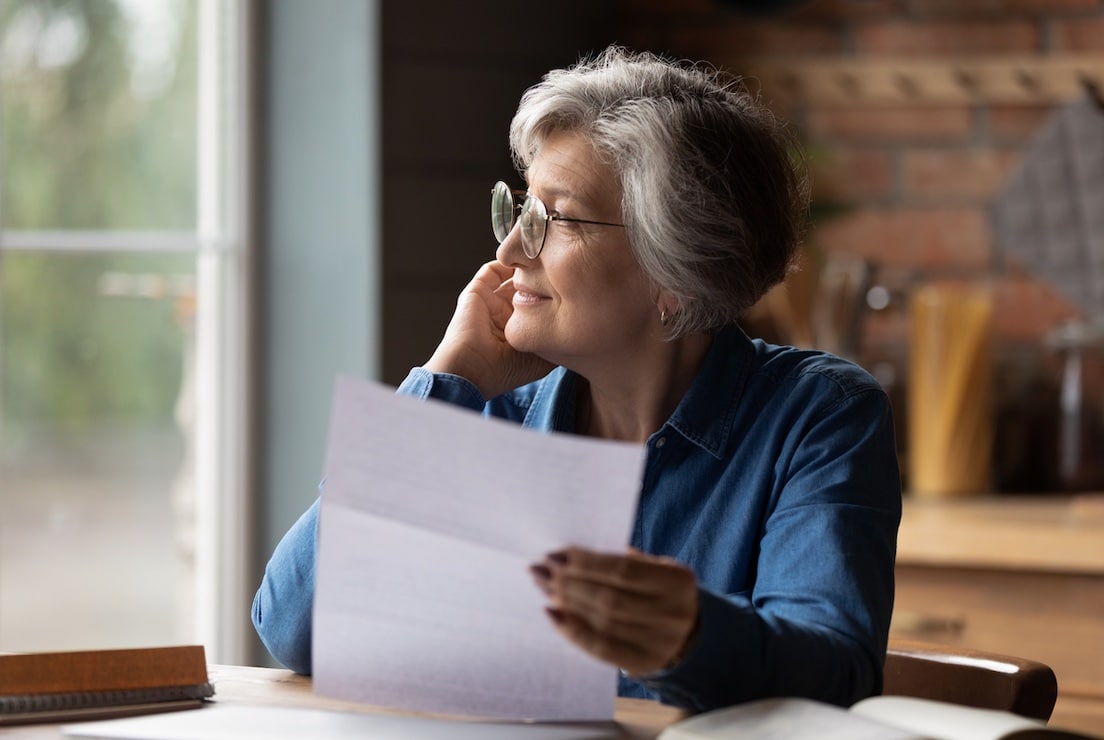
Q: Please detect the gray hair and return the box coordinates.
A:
[509,46,810,337]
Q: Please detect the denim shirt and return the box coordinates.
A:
[252,326,901,712]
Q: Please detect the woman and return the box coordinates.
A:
[253,46,901,713]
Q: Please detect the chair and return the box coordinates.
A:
[883,638,1058,722]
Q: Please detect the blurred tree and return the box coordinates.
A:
[0,0,197,428]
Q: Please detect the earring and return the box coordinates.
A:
[660,309,669,327]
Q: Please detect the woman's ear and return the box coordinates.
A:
[655,289,681,319]
[655,290,682,328]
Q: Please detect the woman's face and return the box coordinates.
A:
[496,130,657,369]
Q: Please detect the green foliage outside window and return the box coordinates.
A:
[1,0,197,429]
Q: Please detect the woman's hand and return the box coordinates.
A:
[530,547,700,677]
[424,261,554,399]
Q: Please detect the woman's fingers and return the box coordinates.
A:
[530,547,700,675]
[425,261,552,397]
[546,547,697,596]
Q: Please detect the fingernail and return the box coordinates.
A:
[529,564,552,594]
[547,550,569,566]
[545,607,565,625]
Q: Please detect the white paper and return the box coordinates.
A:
[312,376,646,721]
[64,704,624,740]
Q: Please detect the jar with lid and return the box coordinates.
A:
[1046,320,1104,492]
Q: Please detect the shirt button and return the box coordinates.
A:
[655,437,666,448]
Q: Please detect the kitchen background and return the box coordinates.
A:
[382,0,1104,497]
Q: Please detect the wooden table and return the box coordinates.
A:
[0,664,685,738]
[892,493,1104,736]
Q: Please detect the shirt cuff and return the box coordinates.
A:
[635,588,735,710]
[397,367,486,411]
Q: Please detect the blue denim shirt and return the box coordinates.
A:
[252,326,901,712]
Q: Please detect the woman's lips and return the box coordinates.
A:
[511,283,549,306]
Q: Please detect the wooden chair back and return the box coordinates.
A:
[883,639,1058,722]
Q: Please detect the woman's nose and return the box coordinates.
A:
[495,221,528,266]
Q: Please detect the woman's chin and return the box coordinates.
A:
[504,324,531,351]
[504,320,546,357]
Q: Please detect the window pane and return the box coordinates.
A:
[0,0,197,230]
[0,251,196,650]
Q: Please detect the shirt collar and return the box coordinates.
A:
[534,326,753,458]
[662,325,754,460]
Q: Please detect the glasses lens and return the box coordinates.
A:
[491,182,515,243]
[519,195,546,258]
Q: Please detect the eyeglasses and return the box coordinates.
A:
[490,180,625,259]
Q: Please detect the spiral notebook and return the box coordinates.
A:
[0,645,214,726]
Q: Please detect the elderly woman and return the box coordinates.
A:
[253,46,901,713]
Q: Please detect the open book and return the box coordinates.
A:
[658,696,1097,740]
[0,645,213,726]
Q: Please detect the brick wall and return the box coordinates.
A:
[617,0,1104,490]
[620,0,1100,343]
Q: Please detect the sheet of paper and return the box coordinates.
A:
[312,376,646,721]
[64,704,625,740]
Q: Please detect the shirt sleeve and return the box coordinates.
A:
[251,367,489,673]
[251,497,319,675]
[636,385,901,711]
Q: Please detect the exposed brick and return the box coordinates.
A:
[761,96,805,124]
[855,20,1040,55]
[614,0,713,15]
[1052,17,1104,51]
[991,274,1082,340]
[807,106,974,141]
[902,148,1022,202]
[861,310,911,349]
[674,22,844,61]
[809,147,896,202]
[986,104,1056,143]
[788,0,903,21]
[858,274,1080,345]
[907,0,1103,16]
[813,207,994,268]
[616,0,1098,359]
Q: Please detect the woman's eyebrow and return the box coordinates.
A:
[536,184,600,212]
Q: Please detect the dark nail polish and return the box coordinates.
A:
[545,607,565,625]
[547,550,569,566]
[529,564,553,594]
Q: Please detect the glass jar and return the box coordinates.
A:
[1047,320,1104,492]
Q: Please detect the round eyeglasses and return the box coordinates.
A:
[490,180,625,259]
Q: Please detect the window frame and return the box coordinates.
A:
[0,0,257,664]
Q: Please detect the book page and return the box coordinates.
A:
[658,697,923,740]
[312,376,646,722]
[851,696,1051,740]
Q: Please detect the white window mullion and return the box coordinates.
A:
[194,0,255,665]
[0,230,209,252]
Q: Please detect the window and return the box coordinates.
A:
[0,0,254,662]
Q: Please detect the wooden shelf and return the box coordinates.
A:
[736,55,1104,106]
[897,494,1104,573]
[894,493,1104,736]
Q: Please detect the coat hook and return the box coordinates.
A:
[835,71,861,98]
[1079,73,1104,110]
[893,73,921,98]
[953,69,979,97]
[1014,69,1041,96]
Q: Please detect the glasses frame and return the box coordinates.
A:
[491,181,624,259]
